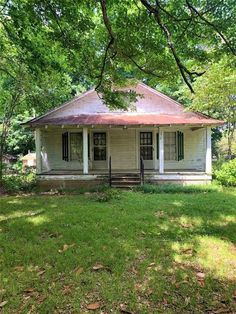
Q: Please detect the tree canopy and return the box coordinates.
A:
[0,0,236,166]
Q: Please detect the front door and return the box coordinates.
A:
[92,132,107,169]
[140,132,154,169]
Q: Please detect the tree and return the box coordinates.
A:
[188,57,236,158]
[1,0,236,100]
[5,112,35,156]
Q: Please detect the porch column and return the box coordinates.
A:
[83,127,89,174]
[159,128,164,174]
[35,128,42,174]
[205,126,212,174]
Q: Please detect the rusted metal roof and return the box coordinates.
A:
[29,113,223,126]
[25,83,224,127]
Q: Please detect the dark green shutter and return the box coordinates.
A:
[156,133,159,159]
[62,132,69,161]
[177,131,184,161]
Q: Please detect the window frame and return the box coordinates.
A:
[69,132,83,162]
[93,132,107,161]
[164,131,177,161]
[140,132,153,160]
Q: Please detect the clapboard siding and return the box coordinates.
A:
[40,127,206,172]
[41,129,83,171]
[110,129,137,169]
[164,128,205,171]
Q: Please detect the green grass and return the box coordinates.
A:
[0,188,236,313]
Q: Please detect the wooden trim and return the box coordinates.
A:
[205,126,212,174]
[159,128,164,173]
[35,128,42,174]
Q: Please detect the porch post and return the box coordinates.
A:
[83,127,89,174]
[35,128,42,174]
[205,126,212,174]
[159,128,164,174]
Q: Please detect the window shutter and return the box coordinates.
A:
[62,132,69,161]
[177,131,184,161]
[156,133,159,159]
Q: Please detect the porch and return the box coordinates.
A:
[35,125,212,189]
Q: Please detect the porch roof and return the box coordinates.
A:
[28,112,223,127]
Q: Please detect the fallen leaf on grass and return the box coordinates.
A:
[130,267,138,275]
[36,294,47,304]
[62,284,73,295]
[86,302,101,310]
[75,267,84,275]
[0,301,8,307]
[212,308,231,314]
[92,263,111,272]
[181,223,193,228]
[196,272,205,286]
[14,265,24,272]
[182,248,193,255]
[58,243,75,253]
[119,304,134,314]
[24,288,35,295]
[233,291,236,299]
[37,269,46,276]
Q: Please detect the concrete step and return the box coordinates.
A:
[112,181,141,185]
[111,185,137,189]
[112,178,140,183]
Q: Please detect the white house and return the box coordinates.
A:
[24,82,223,189]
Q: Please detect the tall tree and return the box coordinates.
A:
[1,0,235,98]
[187,57,236,158]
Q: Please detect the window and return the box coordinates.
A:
[93,133,106,161]
[140,132,153,160]
[70,133,83,161]
[164,132,176,160]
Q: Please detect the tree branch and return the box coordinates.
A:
[186,0,236,56]
[140,0,195,92]
[95,0,115,91]
[126,55,162,78]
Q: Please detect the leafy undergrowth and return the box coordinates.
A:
[136,183,220,194]
[0,189,236,313]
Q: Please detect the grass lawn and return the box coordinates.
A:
[0,188,236,313]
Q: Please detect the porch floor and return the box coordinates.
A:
[39,169,205,176]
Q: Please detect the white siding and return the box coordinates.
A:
[41,129,83,172]
[164,128,205,171]
[110,129,137,170]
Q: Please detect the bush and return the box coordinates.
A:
[2,170,36,193]
[215,159,236,187]
[135,183,219,194]
[93,188,121,202]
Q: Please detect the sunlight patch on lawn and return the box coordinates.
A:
[171,236,236,280]
[177,215,203,228]
[0,210,43,222]
[212,214,236,226]
[26,215,50,225]
[7,199,23,205]
[195,236,236,280]
[172,200,184,207]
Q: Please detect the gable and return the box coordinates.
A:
[26,82,224,127]
[34,83,185,121]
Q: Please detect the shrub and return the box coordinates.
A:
[2,170,36,193]
[135,183,219,194]
[93,188,121,202]
[215,159,236,186]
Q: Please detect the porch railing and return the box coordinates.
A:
[109,156,112,187]
[140,157,144,185]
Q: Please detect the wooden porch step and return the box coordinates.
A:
[111,185,136,189]
[110,173,141,188]
[112,180,140,185]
